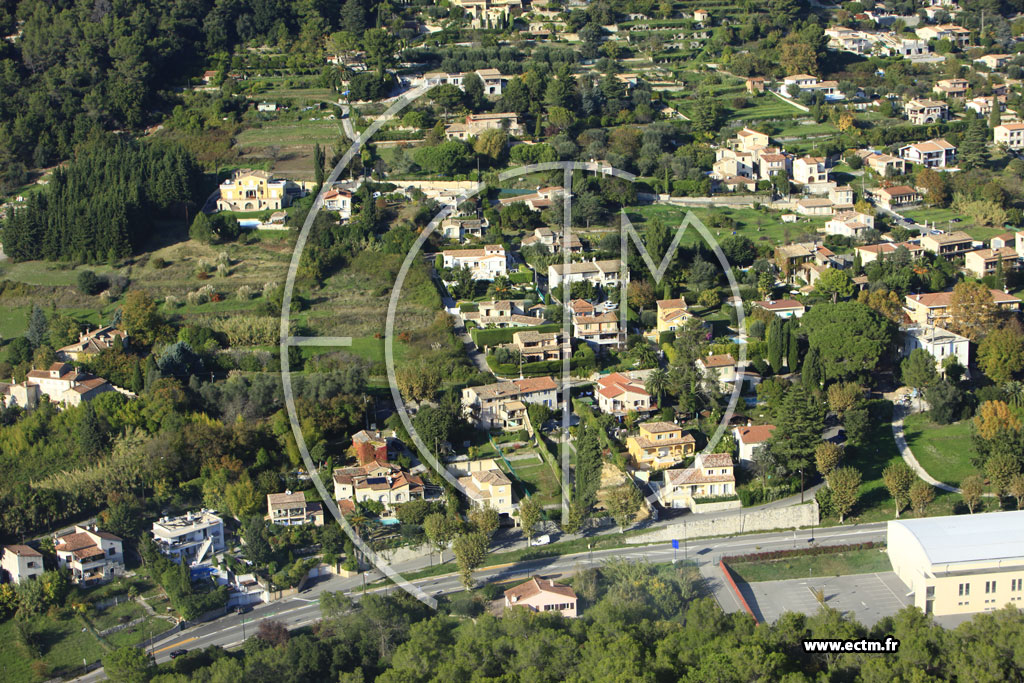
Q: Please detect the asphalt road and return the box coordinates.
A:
[73,521,887,682]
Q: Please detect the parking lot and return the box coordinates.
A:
[740,572,912,625]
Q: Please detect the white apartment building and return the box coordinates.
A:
[901,324,969,375]
[152,510,225,565]
[995,123,1024,150]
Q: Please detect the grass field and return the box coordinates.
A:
[628,204,828,249]
[901,207,1006,242]
[0,612,106,682]
[726,98,806,122]
[822,400,961,526]
[729,546,892,582]
[901,412,979,488]
[236,118,346,148]
[506,455,563,507]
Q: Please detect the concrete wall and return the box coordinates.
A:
[691,499,743,514]
[627,500,819,544]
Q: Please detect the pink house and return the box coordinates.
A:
[504,577,578,617]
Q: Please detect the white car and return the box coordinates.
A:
[530,534,551,546]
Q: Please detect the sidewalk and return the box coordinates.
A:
[890,404,961,494]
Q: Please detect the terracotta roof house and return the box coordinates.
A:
[733,424,776,462]
[659,453,737,510]
[56,326,127,362]
[504,577,578,617]
[1,544,43,584]
[753,299,806,318]
[54,525,124,585]
[266,490,324,526]
[596,372,652,416]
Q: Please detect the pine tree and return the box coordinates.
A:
[769,384,826,474]
[341,0,366,35]
[959,117,989,170]
[25,304,48,349]
[990,97,1002,130]
[75,402,104,459]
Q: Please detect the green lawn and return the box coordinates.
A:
[775,121,839,137]
[729,546,892,582]
[0,612,106,682]
[901,207,1005,243]
[901,412,979,488]
[236,118,346,148]
[725,98,806,122]
[0,260,122,287]
[823,400,962,525]
[506,456,563,507]
[628,204,829,249]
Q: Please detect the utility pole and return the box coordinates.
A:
[800,468,805,504]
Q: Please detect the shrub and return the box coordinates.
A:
[76,270,105,295]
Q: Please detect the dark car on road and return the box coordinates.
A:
[169,649,187,659]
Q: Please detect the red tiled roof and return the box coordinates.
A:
[735,424,776,444]
[504,576,576,601]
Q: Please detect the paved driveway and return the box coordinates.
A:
[741,571,911,625]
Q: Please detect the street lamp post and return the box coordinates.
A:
[800,468,805,504]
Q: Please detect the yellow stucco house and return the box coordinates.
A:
[217,169,290,212]
[659,453,736,509]
[627,421,696,470]
[651,298,692,339]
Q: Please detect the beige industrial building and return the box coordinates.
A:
[887,511,1024,617]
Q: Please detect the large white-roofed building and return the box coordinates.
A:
[887,511,1024,617]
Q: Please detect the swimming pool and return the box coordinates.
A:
[238,218,261,229]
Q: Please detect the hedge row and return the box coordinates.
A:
[509,271,533,284]
[487,356,563,376]
[693,494,740,505]
[471,323,561,348]
[722,541,880,565]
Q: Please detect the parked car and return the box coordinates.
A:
[234,605,251,614]
[531,534,551,546]
[169,649,188,659]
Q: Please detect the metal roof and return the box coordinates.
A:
[889,511,1024,565]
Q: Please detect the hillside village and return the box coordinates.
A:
[3,0,1024,680]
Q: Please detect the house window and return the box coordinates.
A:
[985,581,996,594]
[108,548,116,556]
[1012,578,1022,591]
[959,583,970,596]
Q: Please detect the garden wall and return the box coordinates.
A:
[626,500,819,544]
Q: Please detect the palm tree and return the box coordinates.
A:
[492,275,511,298]
[645,368,668,408]
[1004,380,1024,408]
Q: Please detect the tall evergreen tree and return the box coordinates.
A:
[26,305,48,349]
[767,315,785,374]
[802,346,822,388]
[75,402,104,459]
[769,384,826,474]
[341,0,366,34]
[787,321,801,373]
[573,424,602,515]
[313,143,326,188]
[959,117,990,170]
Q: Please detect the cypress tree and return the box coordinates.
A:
[802,346,821,389]
[767,315,784,374]
[787,321,801,373]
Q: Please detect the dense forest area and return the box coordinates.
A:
[2,134,202,261]
[0,0,385,191]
